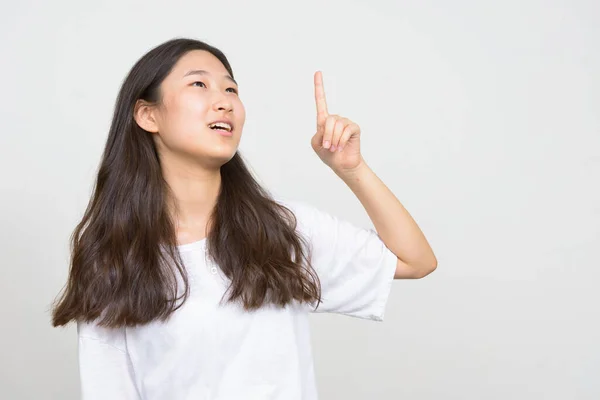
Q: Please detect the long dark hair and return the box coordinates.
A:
[51,38,321,328]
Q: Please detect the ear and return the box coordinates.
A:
[134,99,160,133]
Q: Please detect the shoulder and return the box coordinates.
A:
[273,195,353,249]
[272,196,324,235]
[77,319,128,352]
[274,196,312,218]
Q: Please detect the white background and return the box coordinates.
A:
[1,0,598,399]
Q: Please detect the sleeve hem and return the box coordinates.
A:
[368,249,398,322]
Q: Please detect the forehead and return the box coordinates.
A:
[170,50,229,77]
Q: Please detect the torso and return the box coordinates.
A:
[123,239,319,400]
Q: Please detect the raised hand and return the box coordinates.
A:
[310,71,363,173]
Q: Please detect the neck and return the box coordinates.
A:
[162,159,222,245]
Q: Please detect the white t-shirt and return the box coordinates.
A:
[77,199,398,400]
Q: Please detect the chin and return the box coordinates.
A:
[195,147,238,168]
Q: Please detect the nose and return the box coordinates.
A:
[212,94,233,113]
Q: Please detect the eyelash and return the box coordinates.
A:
[192,81,238,94]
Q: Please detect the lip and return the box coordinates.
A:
[207,119,234,132]
[212,128,233,137]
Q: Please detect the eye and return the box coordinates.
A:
[226,87,239,94]
[192,81,206,88]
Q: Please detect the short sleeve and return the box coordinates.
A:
[77,321,141,399]
[279,198,397,321]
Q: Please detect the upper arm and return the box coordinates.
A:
[280,199,397,321]
[394,257,437,279]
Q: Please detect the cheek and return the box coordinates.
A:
[235,100,246,127]
[178,92,210,120]
[165,95,210,136]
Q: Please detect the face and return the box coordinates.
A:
[144,50,246,167]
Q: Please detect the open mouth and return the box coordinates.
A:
[208,122,233,132]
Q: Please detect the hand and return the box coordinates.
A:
[311,71,364,174]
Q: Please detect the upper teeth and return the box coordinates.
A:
[209,122,232,131]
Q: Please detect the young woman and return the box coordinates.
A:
[51,38,437,400]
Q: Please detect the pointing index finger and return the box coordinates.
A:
[314,71,328,124]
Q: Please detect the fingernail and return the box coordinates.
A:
[338,145,344,152]
[323,140,330,149]
[330,145,336,152]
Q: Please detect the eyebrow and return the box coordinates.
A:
[183,69,238,86]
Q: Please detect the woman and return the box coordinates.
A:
[51,37,437,400]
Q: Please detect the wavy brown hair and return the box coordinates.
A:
[51,38,321,329]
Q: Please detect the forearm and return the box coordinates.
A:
[336,159,437,273]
